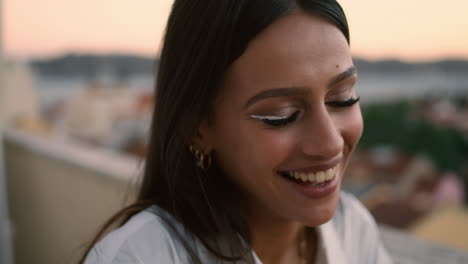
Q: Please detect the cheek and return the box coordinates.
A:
[214,121,295,184]
[248,130,295,171]
[334,106,363,151]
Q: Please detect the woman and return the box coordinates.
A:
[83,0,392,263]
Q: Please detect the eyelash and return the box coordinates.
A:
[256,96,360,127]
[325,96,360,107]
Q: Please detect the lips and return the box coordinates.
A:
[277,162,341,199]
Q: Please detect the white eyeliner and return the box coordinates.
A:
[250,115,287,120]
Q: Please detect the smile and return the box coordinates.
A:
[278,164,338,185]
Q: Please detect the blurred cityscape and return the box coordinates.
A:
[2,53,468,261]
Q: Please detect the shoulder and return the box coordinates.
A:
[330,191,393,264]
[84,206,190,264]
[334,191,376,230]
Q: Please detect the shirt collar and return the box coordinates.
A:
[318,221,347,264]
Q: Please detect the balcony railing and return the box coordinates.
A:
[3,129,468,264]
[380,225,468,263]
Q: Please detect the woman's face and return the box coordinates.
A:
[201,11,363,226]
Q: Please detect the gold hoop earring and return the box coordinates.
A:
[189,145,212,169]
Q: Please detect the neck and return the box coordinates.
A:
[247,205,317,264]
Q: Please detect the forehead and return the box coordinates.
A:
[221,11,352,102]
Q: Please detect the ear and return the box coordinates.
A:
[191,120,214,154]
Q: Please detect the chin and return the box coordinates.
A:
[300,188,341,227]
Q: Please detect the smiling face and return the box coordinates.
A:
[199,11,363,226]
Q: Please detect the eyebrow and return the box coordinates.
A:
[244,66,358,109]
[244,87,309,109]
[328,66,357,87]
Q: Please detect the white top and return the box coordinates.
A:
[84,192,393,263]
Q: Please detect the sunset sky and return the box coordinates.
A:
[4,0,468,61]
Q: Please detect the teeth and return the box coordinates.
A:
[325,168,334,180]
[284,165,338,183]
[291,172,298,179]
[316,171,325,183]
[294,172,300,179]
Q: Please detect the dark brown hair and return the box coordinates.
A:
[80,0,349,263]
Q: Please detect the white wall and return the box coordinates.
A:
[3,129,139,264]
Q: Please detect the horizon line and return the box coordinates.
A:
[6,50,468,64]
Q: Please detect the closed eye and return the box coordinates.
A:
[326,97,360,107]
[250,111,300,127]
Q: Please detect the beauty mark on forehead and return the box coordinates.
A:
[328,66,357,87]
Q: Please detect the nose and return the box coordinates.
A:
[300,105,343,160]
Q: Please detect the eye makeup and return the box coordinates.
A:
[249,95,360,128]
[250,110,301,127]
